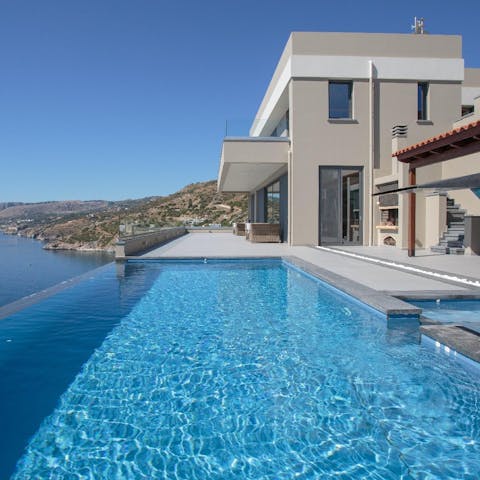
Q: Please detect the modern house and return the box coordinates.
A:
[217,30,480,252]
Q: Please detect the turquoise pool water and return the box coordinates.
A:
[411,299,480,331]
[4,260,480,478]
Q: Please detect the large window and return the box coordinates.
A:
[417,82,429,120]
[329,81,352,119]
[266,181,280,223]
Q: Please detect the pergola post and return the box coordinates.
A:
[408,167,416,257]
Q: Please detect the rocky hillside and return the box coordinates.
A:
[0,200,111,221]
[0,181,248,251]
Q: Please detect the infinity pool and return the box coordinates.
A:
[3,260,480,478]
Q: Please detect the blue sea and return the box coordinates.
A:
[0,232,113,307]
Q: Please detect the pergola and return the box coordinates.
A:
[393,120,480,256]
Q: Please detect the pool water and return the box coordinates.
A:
[0,262,164,479]
[4,260,480,479]
[411,299,480,331]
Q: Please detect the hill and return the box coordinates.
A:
[0,181,248,251]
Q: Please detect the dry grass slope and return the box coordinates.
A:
[1,181,247,250]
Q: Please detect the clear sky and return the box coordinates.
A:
[1,0,479,202]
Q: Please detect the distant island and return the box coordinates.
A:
[0,181,248,252]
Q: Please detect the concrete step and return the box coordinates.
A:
[442,240,463,246]
[431,245,449,253]
[430,245,465,255]
[439,236,463,243]
[447,241,464,247]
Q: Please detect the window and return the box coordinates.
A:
[329,81,352,119]
[265,181,280,223]
[417,82,429,120]
[462,105,474,117]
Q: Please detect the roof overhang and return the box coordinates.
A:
[393,121,480,168]
[218,137,289,192]
[373,173,480,195]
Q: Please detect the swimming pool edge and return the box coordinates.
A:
[420,325,480,365]
[0,262,115,321]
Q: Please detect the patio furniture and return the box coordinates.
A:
[245,222,251,240]
[247,223,281,243]
[233,222,246,236]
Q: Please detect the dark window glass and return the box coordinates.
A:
[329,81,352,119]
[418,83,429,120]
[266,181,280,223]
[462,105,474,117]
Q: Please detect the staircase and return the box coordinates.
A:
[431,197,465,255]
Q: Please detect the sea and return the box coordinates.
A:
[0,232,113,308]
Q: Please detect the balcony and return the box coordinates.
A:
[217,137,289,192]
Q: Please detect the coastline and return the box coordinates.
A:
[0,229,115,253]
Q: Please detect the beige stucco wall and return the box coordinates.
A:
[218,139,289,192]
[289,79,371,245]
[442,152,480,215]
[290,32,462,58]
[379,82,461,178]
[464,68,480,87]
[228,31,470,248]
[378,81,460,249]
[288,76,462,246]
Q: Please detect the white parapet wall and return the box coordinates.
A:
[115,227,187,258]
[186,227,233,234]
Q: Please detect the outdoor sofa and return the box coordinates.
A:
[245,223,281,243]
[233,222,246,236]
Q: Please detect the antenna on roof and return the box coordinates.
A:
[411,17,427,34]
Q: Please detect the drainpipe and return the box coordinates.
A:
[288,149,293,245]
[368,60,375,246]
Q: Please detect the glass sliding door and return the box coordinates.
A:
[319,167,362,245]
[319,169,341,244]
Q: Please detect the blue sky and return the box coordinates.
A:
[1,0,479,202]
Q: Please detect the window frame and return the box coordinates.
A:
[417,82,429,121]
[265,180,281,224]
[328,81,353,120]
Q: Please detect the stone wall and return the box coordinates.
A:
[115,227,186,258]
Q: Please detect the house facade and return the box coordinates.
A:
[217,31,480,250]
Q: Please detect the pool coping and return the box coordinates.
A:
[420,325,480,364]
[282,256,420,318]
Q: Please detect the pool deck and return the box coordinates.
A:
[136,233,480,364]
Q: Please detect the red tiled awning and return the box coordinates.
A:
[392,120,480,168]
